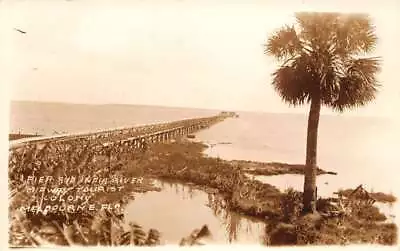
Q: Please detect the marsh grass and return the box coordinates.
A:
[8,138,397,246]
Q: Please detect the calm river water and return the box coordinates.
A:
[124,180,267,245]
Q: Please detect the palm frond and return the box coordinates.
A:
[127,222,147,245]
[61,223,76,246]
[110,218,124,246]
[348,57,381,80]
[271,54,317,106]
[335,14,377,56]
[296,12,377,57]
[266,12,380,112]
[146,229,161,246]
[265,25,302,60]
[330,57,381,111]
[179,224,212,246]
[296,12,341,46]
[318,52,345,104]
[73,220,89,244]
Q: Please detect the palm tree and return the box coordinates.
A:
[265,12,380,214]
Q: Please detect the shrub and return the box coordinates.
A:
[353,204,387,222]
[280,188,303,223]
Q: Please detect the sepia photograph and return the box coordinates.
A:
[2,0,399,248]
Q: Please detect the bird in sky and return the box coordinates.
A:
[14,28,26,34]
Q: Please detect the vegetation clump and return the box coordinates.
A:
[266,188,397,246]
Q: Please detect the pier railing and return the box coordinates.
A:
[8,114,231,180]
[9,114,228,151]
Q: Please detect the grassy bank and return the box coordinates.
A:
[240,160,337,176]
[8,139,163,247]
[8,137,397,246]
[337,188,397,203]
[128,139,283,218]
[132,139,397,245]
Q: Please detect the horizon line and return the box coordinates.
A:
[10,99,394,120]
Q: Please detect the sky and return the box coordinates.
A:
[1,0,399,118]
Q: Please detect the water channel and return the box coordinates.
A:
[124,179,267,245]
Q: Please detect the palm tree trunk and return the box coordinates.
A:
[302,97,321,214]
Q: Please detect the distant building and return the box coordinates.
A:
[219,111,239,118]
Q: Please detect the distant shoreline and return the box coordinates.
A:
[10,99,395,120]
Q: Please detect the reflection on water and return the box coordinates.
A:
[196,115,399,198]
[124,180,266,244]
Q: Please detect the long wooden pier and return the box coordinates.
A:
[10,115,228,149]
[8,114,231,175]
